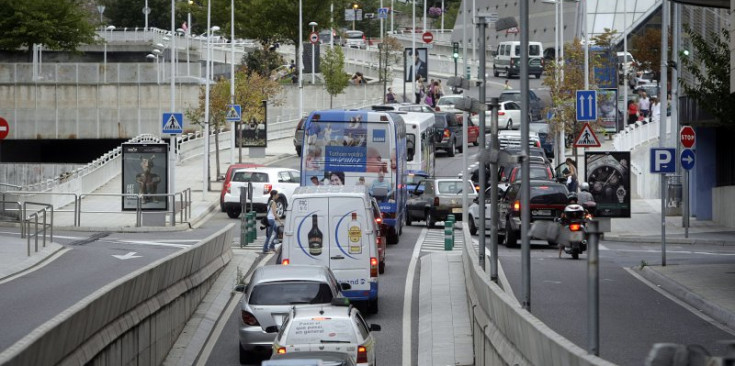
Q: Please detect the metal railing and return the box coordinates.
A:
[77,189,191,227]
[2,192,77,232]
[24,202,53,256]
[0,200,24,236]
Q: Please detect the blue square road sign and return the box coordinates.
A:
[650,148,676,173]
[162,113,183,134]
[576,90,597,121]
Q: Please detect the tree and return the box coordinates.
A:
[243,46,285,78]
[186,68,282,177]
[378,36,403,102]
[0,0,98,55]
[680,24,735,128]
[320,46,351,108]
[630,28,670,81]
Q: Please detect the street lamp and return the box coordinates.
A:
[104,25,115,83]
[352,3,359,31]
[309,21,317,85]
[146,53,160,84]
[97,5,105,28]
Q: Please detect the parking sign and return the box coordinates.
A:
[650,148,676,173]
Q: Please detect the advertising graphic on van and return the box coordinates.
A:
[295,209,364,259]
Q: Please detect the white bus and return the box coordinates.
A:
[402,112,436,176]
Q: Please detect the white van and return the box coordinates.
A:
[493,41,544,79]
[281,185,380,314]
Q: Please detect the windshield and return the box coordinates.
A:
[513,166,551,181]
[345,31,363,39]
[407,174,426,185]
[286,318,358,344]
[437,181,474,194]
[249,282,334,305]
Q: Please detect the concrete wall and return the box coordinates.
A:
[713,185,735,227]
[460,224,616,366]
[0,224,234,365]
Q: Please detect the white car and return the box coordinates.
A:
[435,95,464,113]
[270,302,381,366]
[468,188,492,236]
[486,101,532,130]
[223,167,300,219]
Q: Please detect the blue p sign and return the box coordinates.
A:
[650,148,676,173]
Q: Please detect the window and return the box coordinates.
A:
[248,282,334,305]
[529,44,540,56]
[437,181,474,194]
[278,172,291,183]
[530,184,569,204]
[232,171,269,183]
[355,312,370,339]
[290,171,301,182]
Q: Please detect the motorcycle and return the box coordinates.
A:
[556,202,592,259]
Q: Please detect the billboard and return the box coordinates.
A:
[585,151,630,218]
[237,100,267,148]
[121,143,169,211]
[404,47,428,83]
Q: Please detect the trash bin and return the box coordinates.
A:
[665,175,682,216]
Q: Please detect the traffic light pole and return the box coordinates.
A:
[452,42,459,77]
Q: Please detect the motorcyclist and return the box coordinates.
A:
[559,194,585,258]
[577,182,596,215]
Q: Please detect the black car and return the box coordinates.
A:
[529,122,555,160]
[432,112,464,157]
[497,180,570,247]
[498,90,545,121]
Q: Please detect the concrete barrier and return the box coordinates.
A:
[460,223,617,366]
[0,224,235,365]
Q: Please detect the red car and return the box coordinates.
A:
[455,114,480,146]
[219,163,264,212]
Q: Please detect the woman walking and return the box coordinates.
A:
[262,190,282,254]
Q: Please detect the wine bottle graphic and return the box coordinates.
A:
[348,212,362,254]
[308,214,323,256]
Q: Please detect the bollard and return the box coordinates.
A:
[248,211,257,243]
[240,211,247,248]
[444,220,454,251]
[447,214,456,248]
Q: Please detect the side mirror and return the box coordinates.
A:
[369,324,382,332]
[340,282,352,291]
[234,283,247,293]
[265,326,279,333]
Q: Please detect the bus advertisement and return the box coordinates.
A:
[301,110,407,243]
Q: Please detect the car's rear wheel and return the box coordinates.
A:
[493,67,499,77]
[379,260,385,274]
[547,240,558,247]
[447,140,456,157]
[535,73,542,79]
[473,140,479,146]
[239,345,250,364]
[457,140,463,153]
[504,220,517,247]
[406,213,412,226]
[507,119,513,130]
[275,196,287,218]
[227,207,241,219]
[425,210,434,228]
[387,230,398,245]
[469,215,478,236]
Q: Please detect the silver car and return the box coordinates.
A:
[237,265,350,362]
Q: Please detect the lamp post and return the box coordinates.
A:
[309,21,317,84]
[230,0,236,165]
[352,3,359,30]
[299,0,303,120]
[143,0,150,32]
[97,5,105,27]
[147,52,160,84]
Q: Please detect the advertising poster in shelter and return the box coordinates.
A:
[585,151,630,218]
[238,100,268,148]
[121,143,168,211]
[404,47,428,83]
[597,88,618,133]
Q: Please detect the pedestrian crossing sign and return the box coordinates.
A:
[162,112,183,134]
[377,7,389,19]
[573,122,601,148]
[225,104,242,122]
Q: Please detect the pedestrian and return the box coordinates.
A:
[504,80,512,90]
[564,158,578,192]
[650,96,660,124]
[386,87,396,103]
[262,190,282,254]
[414,76,425,104]
[638,91,650,121]
[627,100,638,125]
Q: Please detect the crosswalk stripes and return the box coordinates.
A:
[420,228,468,254]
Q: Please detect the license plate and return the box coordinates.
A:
[533,209,551,216]
[452,208,462,213]
[569,231,583,242]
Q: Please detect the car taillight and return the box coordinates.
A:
[370,257,378,277]
[357,345,368,363]
[241,311,259,326]
[443,129,450,138]
[535,140,541,147]
[513,200,520,212]
[263,184,272,194]
[226,182,231,194]
[375,214,382,224]
[433,197,440,206]
[281,258,290,265]
[276,347,287,354]
[475,185,480,192]
[569,223,582,231]
[498,111,505,116]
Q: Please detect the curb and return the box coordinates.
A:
[635,266,735,331]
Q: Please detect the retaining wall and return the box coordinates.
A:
[0,223,234,365]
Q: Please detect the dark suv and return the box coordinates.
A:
[497,180,570,247]
[498,90,545,121]
[433,112,463,157]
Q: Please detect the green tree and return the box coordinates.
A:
[243,46,285,78]
[378,36,403,102]
[680,24,735,128]
[0,0,98,56]
[320,46,351,108]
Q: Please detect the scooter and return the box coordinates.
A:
[557,203,589,259]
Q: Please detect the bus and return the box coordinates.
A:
[402,112,436,175]
[300,110,407,244]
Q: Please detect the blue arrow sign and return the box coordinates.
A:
[681,149,695,170]
[576,90,597,121]
[225,104,242,122]
[650,148,676,173]
[162,112,183,134]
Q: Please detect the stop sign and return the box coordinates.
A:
[422,31,433,44]
[0,117,8,140]
[680,126,695,148]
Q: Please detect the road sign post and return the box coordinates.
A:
[679,126,695,238]
[575,90,597,121]
[309,31,319,44]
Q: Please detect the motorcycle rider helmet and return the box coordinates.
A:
[580,182,590,192]
[564,204,585,220]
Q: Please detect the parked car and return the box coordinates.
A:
[529,122,555,160]
[269,302,381,365]
[468,187,492,236]
[432,112,464,156]
[406,178,477,227]
[219,163,264,212]
[497,180,570,247]
[268,351,356,366]
[293,117,306,156]
[236,265,351,362]
[223,167,300,218]
[319,30,342,46]
[498,89,545,121]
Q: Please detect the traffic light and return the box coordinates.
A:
[452,42,459,59]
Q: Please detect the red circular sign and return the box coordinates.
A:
[422,31,433,44]
[309,32,319,44]
[680,126,695,148]
[0,117,8,140]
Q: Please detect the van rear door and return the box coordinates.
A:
[328,197,372,293]
[288,196,330,264]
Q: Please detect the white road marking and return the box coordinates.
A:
[112,251,142,260]
[600,246,735,256]
[112,240,190,249]
[402,228,427,366]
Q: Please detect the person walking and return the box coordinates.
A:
[638,91,650,121]
[504,80,512,89]
[386,87,396,103]
[650,96,661,124]
[564,158,578,193]
[414,76,425,104]
[262,190,282,254]
[627,100,639,125]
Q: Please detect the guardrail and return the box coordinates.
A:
[77,188,191,227]
[0,200,24,237]
[23,202,53,256]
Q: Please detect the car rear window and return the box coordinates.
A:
[513,166,551,181]
[433,116,447,129]
[530,184,568,204]
[437,98,458,106]
[232,171,269,183]
[499,93,521,103]
[437,181,473,194]
[407,174,427,185]
[286,318,358,344]
[249,282,334,305]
